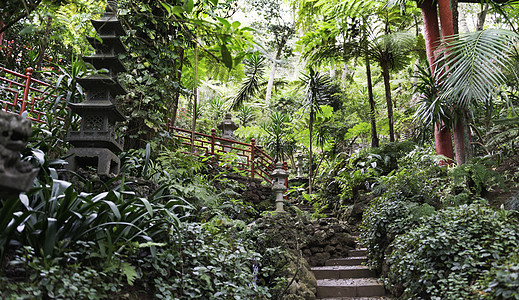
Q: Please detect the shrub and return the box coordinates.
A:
[359,197,434,271]
[474,253,519,299]
[1,244,125,299]
[449,162,505,197]
[137,222,268,299]
[387,203,519,299]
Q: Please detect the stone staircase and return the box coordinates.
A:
[311,247,390,299]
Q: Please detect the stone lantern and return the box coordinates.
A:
[65,0,127,175]
[217,112,239,152]
[271,162,288,212]
[0,111,38,198]
[295,152,305,178]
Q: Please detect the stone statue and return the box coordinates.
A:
[0,111,38,198]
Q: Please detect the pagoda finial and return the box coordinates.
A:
[106,1,118,14]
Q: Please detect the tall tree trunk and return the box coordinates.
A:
[381,60,395,142]
[438,0,471,165]
[265,61,277,104]
[450,0,459,35]
[419,0,454,163]
[191,46,198,153]
[364,18,379,148]
[341,64,349,86]
[265,46,284,104]
[476,4,488,31]
[308,109,314,194]
[35,15,53,78]
[366,59,379,148]
[170,47,184,128]
[0,17,4,45]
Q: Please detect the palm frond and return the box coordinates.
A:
[301,68,334,115]
[413,63,452,127]
[438,29,519,108]
[231,54,266,109]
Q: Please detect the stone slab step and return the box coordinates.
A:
[319,297,391,300]
[326,257,368,266]
[349,248,368,257]
[311,266,376,279]
[317,278,386,298]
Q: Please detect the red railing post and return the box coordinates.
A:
[21,67,33,114]
[211,128,216,155]
[250,138,256,179]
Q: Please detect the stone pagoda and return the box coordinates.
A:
[66,0,127,175]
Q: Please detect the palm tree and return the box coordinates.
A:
[436,28,519,163]
[301,68,333,194]
[369,32,415,142]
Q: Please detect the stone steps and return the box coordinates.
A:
[312,266,376,279]
[348,248,368,257]
[312,247,389,299]
[326,256,368,266]
[316,279,386,298]
[319,297,391,300]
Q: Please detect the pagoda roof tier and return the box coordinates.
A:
[68,102,126,122]
[82,56,127,73]
[87,36,127,54]
[67,132,123,152]
[91,18,126,36]
[77,76,127,96]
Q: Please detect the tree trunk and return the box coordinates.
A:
[364,17,379,148]
[450,0,459,35]
[366,60,379,148]
[191,46,198,153]
[476,4,488,31]
[0,17,4,45]
[438,0,472,165]
[308,109,314,194]
[170,47,184,128]
[419,0,454,163]
[266,46,284,104]
[265,60,277,104]
[381,60,395,142]
[341,64,349,86]
[35,15,53,78]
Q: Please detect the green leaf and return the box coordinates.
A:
[121,262,139,285]
[217,17,231,29]
[44,218,58,257]
[220,44,233,70]
[184,0,194,14]
[232,21,241,29]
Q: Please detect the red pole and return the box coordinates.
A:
[419,0,454,165]
[211,128,216,155]
[437,0,467,165]
[21,67,33,114]
[250,138,255,179]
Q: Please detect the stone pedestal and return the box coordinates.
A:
[66,148,120,176]
[271,162,288,212]
[296,152,306,178]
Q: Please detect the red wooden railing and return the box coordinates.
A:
[0,66,66,123]
[166,120,276,183]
